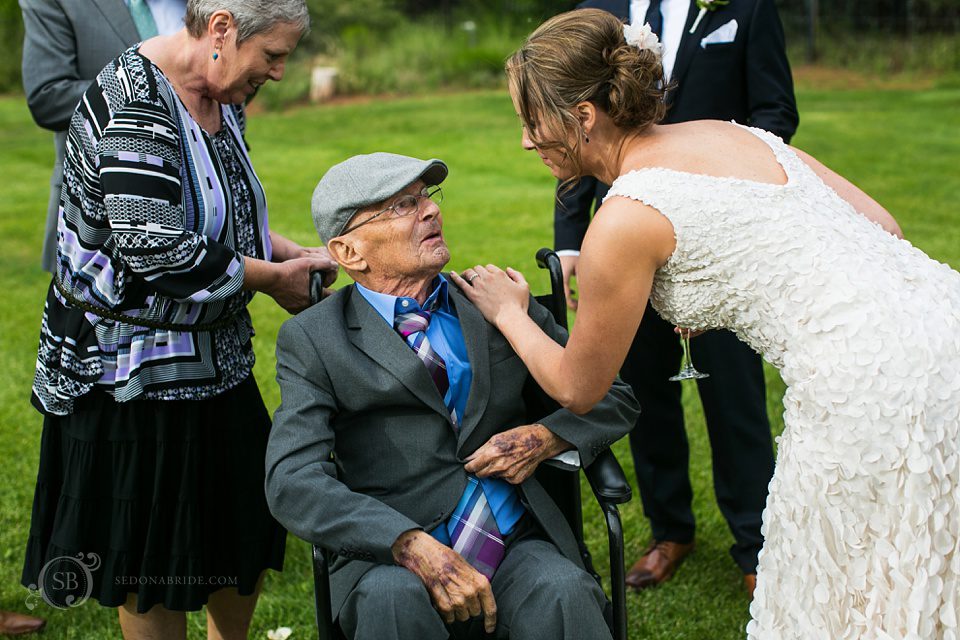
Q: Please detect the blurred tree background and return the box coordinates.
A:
[0,1,26,94]
[1,0,958,101]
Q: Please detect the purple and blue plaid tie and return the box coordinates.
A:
[394,306,505,580]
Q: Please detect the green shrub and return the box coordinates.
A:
[335,14,525,95]
[0,5,24,94]
[787,31,960,75]
[253,50,315,111]
[304,0,404,55]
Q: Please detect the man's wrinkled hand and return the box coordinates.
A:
[392,530,497,633]
[464,424,571,485]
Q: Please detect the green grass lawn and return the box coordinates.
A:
[1,85,958,639]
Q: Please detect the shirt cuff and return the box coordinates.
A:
[554,250,581,257]
[544,450,582,470]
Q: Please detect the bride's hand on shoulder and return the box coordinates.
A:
[450,265,530,329]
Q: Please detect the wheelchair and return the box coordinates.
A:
[309,248,632,640]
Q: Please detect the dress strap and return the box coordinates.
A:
[731,122,811,186]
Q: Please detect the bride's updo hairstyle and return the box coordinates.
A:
[506,8,667,177]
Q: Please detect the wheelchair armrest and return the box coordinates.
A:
[584,448,632,505]
[312,545,337,640]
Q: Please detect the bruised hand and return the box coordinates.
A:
[464,424,571,485]
[392,530,497,633]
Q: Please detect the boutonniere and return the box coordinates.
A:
[690,0,729,33]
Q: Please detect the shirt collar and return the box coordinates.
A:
[355,275,451,326]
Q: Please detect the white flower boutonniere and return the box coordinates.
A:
[690,0,730,34]
[623,22,663,56]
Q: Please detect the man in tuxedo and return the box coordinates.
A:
[555,0,798,596]
[265,153,639,640]
[20,0,186,273]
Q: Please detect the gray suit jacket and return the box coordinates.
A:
[265,284,639,617]
[20,0,140,272]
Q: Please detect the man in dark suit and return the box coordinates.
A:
[554,0,798,596]
[20,0,186,272]
[265,153,639,640]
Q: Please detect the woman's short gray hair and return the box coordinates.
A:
[185,0,310,44]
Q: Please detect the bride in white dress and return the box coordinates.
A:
[453,8,960,639]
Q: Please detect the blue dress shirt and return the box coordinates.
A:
[355,276,525,539]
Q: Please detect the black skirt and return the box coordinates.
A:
[21,375,286,613]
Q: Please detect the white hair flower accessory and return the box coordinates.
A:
[622,22,663,57]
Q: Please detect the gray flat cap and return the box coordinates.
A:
[311,153,448,244]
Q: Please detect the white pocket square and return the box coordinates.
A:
[700,19,738,48]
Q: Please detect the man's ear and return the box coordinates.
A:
[575,101,597,137]
[327,237,367,273]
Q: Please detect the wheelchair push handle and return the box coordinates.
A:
[309,270,326,306]
[535,248,567,331]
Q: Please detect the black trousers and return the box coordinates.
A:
[620,304,775,574]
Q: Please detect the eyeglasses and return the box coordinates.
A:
[342,186,444,235]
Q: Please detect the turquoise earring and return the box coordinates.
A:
[213,52,219,61]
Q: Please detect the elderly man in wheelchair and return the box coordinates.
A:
[265,153,638,640]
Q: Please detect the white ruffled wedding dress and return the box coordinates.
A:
[606,125,960,639]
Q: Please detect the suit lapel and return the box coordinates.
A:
[93,0,141,44]
[448,288,490,448]
[344,286,452,421]
[669,0,716,89]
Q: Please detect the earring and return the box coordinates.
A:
[584,135,590,144]
[212,51,219,60]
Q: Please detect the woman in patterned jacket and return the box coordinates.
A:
[21,1,336,637]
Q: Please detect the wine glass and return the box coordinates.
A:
[669,329,709,381]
